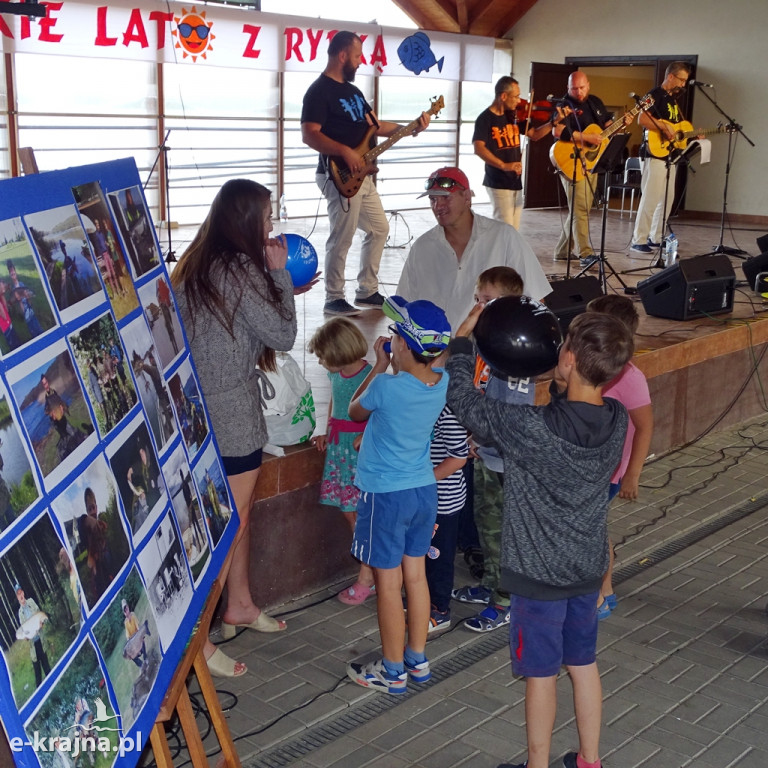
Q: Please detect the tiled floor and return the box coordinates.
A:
[163,413,768,768]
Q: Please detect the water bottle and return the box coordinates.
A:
[279,194,287,223]
[664,233,678,267]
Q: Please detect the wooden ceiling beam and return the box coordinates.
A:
[469,0,539,37]
[391,0,460,33]
[392,0,541,38]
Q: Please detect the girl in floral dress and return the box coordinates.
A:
[308,318,375,604]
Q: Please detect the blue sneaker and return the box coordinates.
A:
[630,243,653,255]
[451,584,491,604]
[428,607,451,637]
[404,656,431,683]
[346,659,407,695]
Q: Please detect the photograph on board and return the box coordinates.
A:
[50,453,131,613]
[107,186,161,279]
[92,566,161,732]
[136,510,193,652]
[23,204,104,324]
[0,216,57,356]
[191,443,233,549]
[70,312,138,437]
[7,343,97,488]
[120,315,176,452]
[0,512,80,708]
[71,180,139,321]
[167,358,208,460]
[106,416,166,540]
[164,444,210,583]
[24,637,121,768]
[0,381,41,534]
[137,275,183,371]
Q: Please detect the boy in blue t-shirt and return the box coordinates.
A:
[346,296,451,695]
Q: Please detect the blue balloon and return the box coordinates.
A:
[283,233,318,288]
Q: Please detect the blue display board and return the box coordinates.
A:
[0,159,238,768]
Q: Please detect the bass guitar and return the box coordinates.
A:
[645,120,729,158]
[549,94,654,182]
[328,96,445,199]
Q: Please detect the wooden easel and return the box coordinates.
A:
[149,575,241,768]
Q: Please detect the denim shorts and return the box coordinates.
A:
[351,485,437,569]
[509,591,599,677]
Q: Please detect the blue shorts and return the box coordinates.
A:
[509,592,598,677]
[222,447,263,476]
[351,485,437,569]
[608,482,621,501]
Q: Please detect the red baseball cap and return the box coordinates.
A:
[418,167,472,198]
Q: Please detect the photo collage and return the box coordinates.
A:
[0,159,237,768]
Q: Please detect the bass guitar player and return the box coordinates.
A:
[301,31,431,317]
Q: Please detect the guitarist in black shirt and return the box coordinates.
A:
[301,31,431,316]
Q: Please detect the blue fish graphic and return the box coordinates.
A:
[397,32,444,76]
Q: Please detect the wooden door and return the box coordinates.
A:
[524,62,572,209]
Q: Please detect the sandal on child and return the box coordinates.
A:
[220,612,287,640]
[337,582,376,605]
[206,647,247,678]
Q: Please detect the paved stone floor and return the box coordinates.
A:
[150,412,768,768]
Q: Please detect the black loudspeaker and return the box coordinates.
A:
[742,252,768,292]
[756,233,768,253]
[637,254,735,321]
[543,276,603,335]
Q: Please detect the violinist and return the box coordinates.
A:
[473,76,562,230]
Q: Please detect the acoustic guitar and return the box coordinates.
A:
[328,96,445,199]
[549,95,654,182]
[645,120,729,158]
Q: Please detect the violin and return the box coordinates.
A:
[507,99,577,125]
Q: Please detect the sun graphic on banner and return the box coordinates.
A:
[172,8,214,62]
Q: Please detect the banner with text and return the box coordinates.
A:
[0,1,494,81]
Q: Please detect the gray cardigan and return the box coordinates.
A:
[175,260,297,458]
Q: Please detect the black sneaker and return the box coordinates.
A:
[354,291,385,308]
[647,237,661,248]
[324,299,361,316]
[630,243,653,255]
[580,256,597,268]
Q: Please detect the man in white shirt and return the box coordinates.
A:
[397,167,551,331]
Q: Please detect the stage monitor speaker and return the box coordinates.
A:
[756,233,768,253]
[543,276,603,336]
[742,252,768,292]
[637,254,735,321]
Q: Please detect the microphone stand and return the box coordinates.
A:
[144,129,176,263]
[691,83,753,259]
[559,98,590,279]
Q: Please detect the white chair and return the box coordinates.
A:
[608,157,642,219]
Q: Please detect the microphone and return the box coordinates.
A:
[689,79,714,88]
[629,92,642,102]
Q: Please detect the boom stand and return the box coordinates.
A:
[575,133,631,294]
[144,129,176,263]
[561,143,591,279]
[691,83,753,258]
